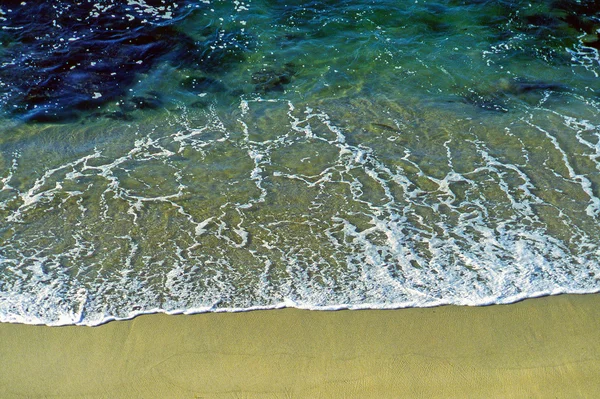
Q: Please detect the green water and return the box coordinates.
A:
[1,0,600,325]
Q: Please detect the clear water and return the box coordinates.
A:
[1,0,600,325]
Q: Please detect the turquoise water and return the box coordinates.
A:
[1,0,600,325]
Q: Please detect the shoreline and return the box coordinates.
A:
[5,288,599,327]
[1,293,599,398]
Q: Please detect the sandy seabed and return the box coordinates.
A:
[1,294,599,398]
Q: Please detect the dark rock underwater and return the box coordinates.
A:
[0,0,599,122]
[0,0,253,122]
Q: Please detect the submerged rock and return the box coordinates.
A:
[0,1,193,122]
[552,0,600,34]
[497,78,568,95]
[129,94,164,111]
[459,77,569,113]
[0,1,254,123]
[473,0,600,65]
[252,64,296,94]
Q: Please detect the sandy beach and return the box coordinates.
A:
[1,294,599,398]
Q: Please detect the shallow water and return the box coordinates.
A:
[1,0,600,325]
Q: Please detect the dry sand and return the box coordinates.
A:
[1,294,599,398]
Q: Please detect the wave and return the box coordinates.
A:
[2,0,600,326]
[2,96,600,326]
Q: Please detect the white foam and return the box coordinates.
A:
[2,96,600,327]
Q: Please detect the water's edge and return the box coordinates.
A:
[1,288,597,327]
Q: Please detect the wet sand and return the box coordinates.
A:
[1,294,599,398]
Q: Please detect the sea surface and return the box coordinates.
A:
[1,0,600,326]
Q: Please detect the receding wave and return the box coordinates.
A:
[1,0,600,325]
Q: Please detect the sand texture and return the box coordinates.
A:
[1,294,600,398]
